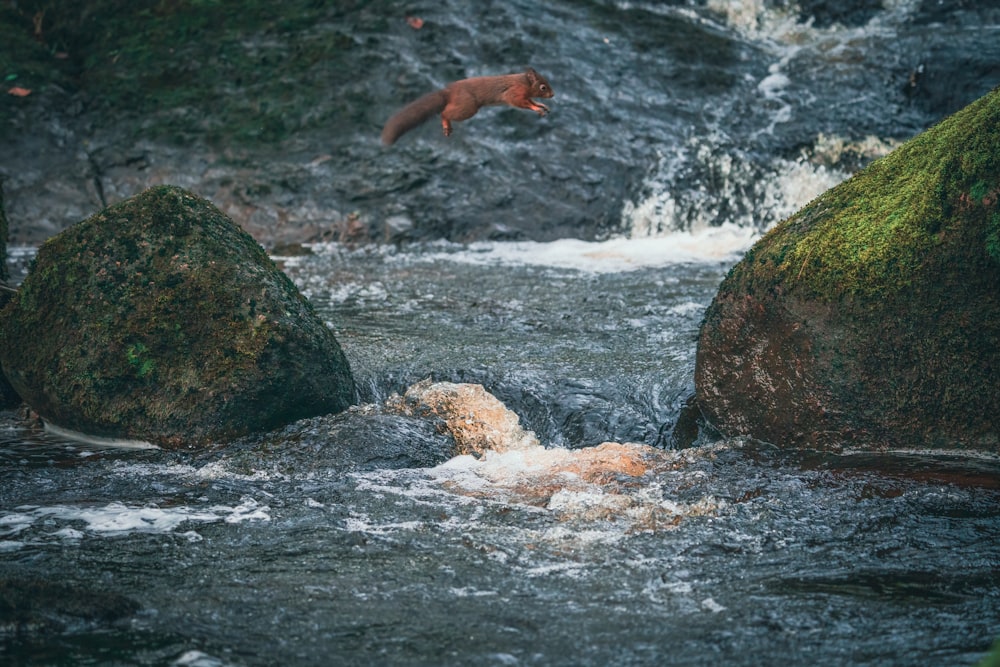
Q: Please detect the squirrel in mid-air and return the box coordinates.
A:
[381,68,554,145]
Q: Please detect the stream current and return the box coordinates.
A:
[2,0,1000,664]
[1,238,999,666]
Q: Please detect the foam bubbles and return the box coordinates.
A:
[172,650,233,667]
[44,421,159,449]
[417,227,757,274]
[0,497,270,549]
[620,138,850,240]
[421,442,727,536]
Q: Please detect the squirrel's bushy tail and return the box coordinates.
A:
[381,90,448,145]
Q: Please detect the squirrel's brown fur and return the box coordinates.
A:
[381,68,554,145]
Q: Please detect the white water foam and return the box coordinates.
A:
[706,0,921,46]
[44,421,159,449]
[0,497,269,549]
[359,442,728,541]
[417,224,758,273]
[616,0,912,245]
[620,142,850,240]
[172,650,235,667]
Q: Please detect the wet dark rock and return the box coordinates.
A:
[695,88,1000,453]
[769,0,885,28]
[0,180,19,409]
[3,2,998,248]
[269,242,314,257]
[0,185,355,449]
[0,178,7,284]
[0,578,140,636]
[227,409,455,472]
[900,6,1000,120]
[0,373,22,411]
[386,380,540,456]
[669,393,715,449]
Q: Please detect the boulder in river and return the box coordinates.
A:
[387,379,540,456]
[695,88,1000,453]
[0,179,19,409]
[0,185,355,449]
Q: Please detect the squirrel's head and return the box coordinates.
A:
[525,68,554,99]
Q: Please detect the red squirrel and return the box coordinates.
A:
[381,67,554,145]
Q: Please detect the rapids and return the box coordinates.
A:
[2,0,1000,664]
[2,239,999,665]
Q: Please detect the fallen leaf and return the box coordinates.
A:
[7,87,32,97]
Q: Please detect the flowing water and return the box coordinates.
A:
[3,0,1000,665]
[2,238,999,666]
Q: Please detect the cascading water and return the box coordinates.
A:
[2,1,999,665]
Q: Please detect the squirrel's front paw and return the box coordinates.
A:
[536,104,549,117]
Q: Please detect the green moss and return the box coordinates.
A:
[980,639,1000,667]
[125,342,155,379]
[700,88,1000,452]
[970,180,990,202]
[988,212,1000,265]
[0,185,355,446]
[744,87,1000,302]
[0,177,7,282]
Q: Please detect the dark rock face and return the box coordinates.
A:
[695,88,1000,453]
[0,179,19,409]
[0,186,355,449]
[4,2,999,249]
[0,178,7,284]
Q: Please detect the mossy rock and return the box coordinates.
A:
[0,185,355,449]
[695,87,1000,453]
[0,177,7,284]
[0,179,18,408]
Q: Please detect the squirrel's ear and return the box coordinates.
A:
[525,67,539,81]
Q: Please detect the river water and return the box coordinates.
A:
[2,238,999,666]
[3,0,1000,665]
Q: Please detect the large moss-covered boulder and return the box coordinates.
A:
[0,178,19,409]
[695,88,1000,453]
[0,178,7,285]
[0,185,355,449]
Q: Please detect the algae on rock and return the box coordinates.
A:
[0,179,20,409]
[0,178,7,284]
[0,185,355,448]
[695,87,1000,453]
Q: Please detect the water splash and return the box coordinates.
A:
[620,135,850,238]
[0,497,269,550]
[373,380,731,535]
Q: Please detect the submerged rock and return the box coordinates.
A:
[695,88,1000,453]
[0,578,140,636]
[383,379,703,528]
[0,185,355,449]
[387,379,540,456]
[227,409,455,473]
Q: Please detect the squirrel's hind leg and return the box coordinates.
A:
[441,117,453,137]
